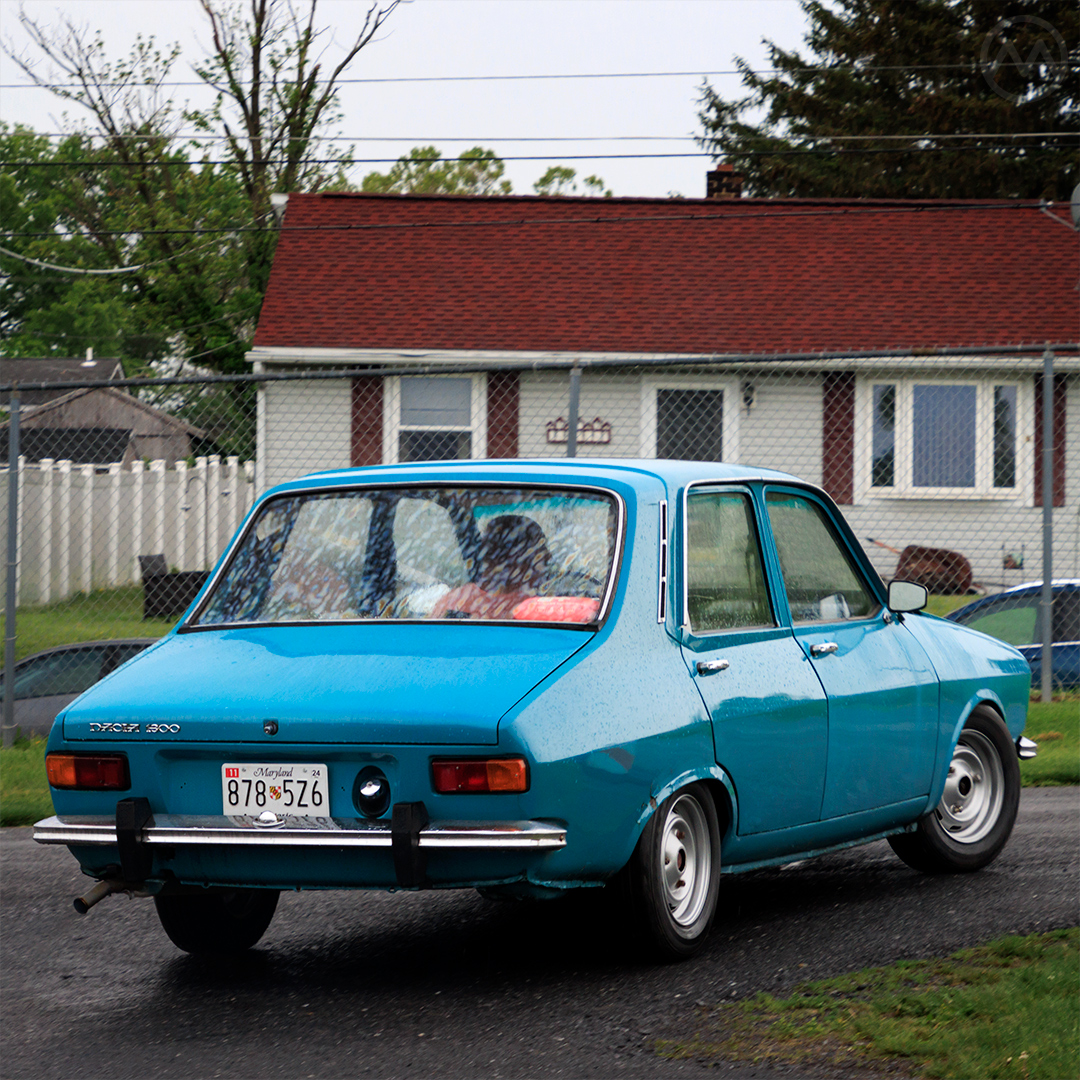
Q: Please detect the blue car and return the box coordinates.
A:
[946,580,1080,690]
[35,461,1035,959]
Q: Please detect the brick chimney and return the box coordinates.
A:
[706,164,744,199]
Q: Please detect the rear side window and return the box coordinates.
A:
[765,492,877,623]
[686,491,772,633]
[9,647,106,699]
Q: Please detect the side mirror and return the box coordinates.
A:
[887,580,928,613]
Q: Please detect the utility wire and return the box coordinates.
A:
[3,142,1074,169]
[13,130,1071,143]
[1,59,1074,90]
[0,242,143,274]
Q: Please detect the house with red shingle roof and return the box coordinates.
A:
[248,191,1078,584]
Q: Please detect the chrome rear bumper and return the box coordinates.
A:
[33,814,566,851]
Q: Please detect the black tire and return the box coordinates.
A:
[627,782,721,960]
[888,705,1020,874]
[154,888,280,954]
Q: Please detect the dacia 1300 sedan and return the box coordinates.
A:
[35,460,1035,959]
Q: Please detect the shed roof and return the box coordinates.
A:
[254,193,1078,356]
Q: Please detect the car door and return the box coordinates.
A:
[762,488,938,819]
[679,486,828,834]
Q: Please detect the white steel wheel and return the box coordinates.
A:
[660,794,713,927]
[934,729,1005,844]
[628,782,721,960]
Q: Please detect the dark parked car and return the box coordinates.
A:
[35,461,1034,960]
[1,640,156,738]
[946,580,1080,689]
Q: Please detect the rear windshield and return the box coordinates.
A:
[191,486,621,627]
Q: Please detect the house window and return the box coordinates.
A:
[384,375,487,463]
[861,378,1027,498]
[641,379,739,462]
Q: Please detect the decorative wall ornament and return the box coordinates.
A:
[545,416,612,445]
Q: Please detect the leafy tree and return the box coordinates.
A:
[1,0,399,371]
[533,167,613,197]
[361,146,512,195]
[696,0,1077,199]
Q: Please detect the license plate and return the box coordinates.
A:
[222,763,328,817]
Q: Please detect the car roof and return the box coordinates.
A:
[946,581,1079,621]
[281,458,804,495]
[14,639,157,665]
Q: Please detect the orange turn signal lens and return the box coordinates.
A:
[46,753,129,790]
[432,758,528,794]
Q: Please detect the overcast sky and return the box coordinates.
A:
[0,0,811,198]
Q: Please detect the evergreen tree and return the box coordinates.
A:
[696,0,1077,199]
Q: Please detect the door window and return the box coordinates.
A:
[685,491,772,633]
[765,492,877,623]
[962,601,1039,646]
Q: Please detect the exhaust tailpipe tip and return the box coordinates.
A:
[73,878,125,914]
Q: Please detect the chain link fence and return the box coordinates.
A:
[3,350,1077,741]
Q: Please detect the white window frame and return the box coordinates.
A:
[854,375,1033,501]
[383,374,489,464]
[639,377,741,463]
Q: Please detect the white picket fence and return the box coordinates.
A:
[1,455,256,607]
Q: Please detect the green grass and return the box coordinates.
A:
[0,736,52,826]
[925,594,976,618]
[0,586,172,662]
[658,928,1079,1080]
[1020,698,1080,787]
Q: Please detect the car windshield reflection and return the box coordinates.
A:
[192,486,620,627]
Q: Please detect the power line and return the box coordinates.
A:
[13,130,1070,143]
[2,143,1073,170]
[1,60,1074,90]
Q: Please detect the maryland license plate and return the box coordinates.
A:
[222,763,328,817]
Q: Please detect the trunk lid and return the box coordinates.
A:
[62,623,590,745]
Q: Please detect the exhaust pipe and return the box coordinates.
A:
[73,879,126,914]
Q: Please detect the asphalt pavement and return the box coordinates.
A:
[2,787,1077,1080]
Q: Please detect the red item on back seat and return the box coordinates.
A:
[512,596,601,623]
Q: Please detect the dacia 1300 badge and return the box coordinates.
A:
[35,460,1036,959]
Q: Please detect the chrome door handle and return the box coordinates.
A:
[810,642,839,657]
[696,659,730,675]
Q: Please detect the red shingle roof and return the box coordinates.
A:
[254,193,1078,354]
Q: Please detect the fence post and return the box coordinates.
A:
[151,459,167,563]
[131,459,145,581]
[195,457,208,570]
[107,462,121,586]
[1040,347,1054,702]
[208,455,222,564]
[176,460,188,572]
[3,395,20,748]
[58,460,72,602]
[39,459,54,605]
[226,456,240,538]
[566,364,581,459]
[80,464,93,594]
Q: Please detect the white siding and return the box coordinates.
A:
[740,376,823,482]
[261,378,352,490]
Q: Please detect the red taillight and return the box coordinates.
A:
[432,758,528,794]
[46,753,129,790]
